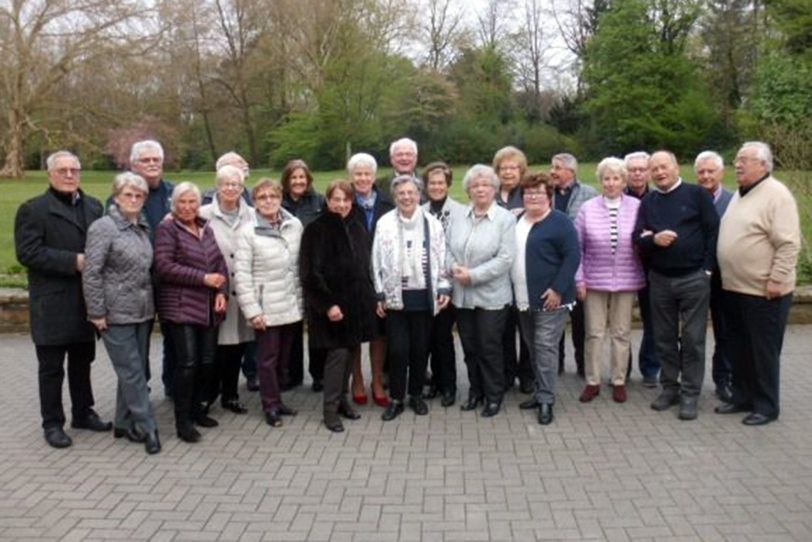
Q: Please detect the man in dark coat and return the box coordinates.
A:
[14,150,112,448]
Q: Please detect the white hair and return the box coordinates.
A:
[215,151,247,172]
[624,151,650,166]
[46,150,80,171]
[170,181,201,213]
[596,157,627,181]
[112,172,148,196]
[552,153,578,176]
[390,174,423,196]
[694,150,724,171]
[347,152,378,175]
[129,140,164,166]
[462,164,499,192]
[215,165,245,186]
[739,141,773,172]
[389,138,418,156]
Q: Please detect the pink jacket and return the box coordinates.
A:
[575,194,645,292]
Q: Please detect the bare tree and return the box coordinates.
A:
[511,0,549,119]
[423,0,466,71]
[476,0,513,50]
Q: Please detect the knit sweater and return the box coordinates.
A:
[717,176,801,297]
[521,209,580,309]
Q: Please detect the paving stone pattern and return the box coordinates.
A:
[0,327,811,541]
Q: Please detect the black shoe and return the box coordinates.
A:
[538,403,554,425]
[423,385,439,400]
[194,412,219,427]
[715,384,733,404]
[311,379,324,392]
[408,396,429,415]
[221,399,248,414]
[144,430,161,454]
[460,396,483,411]
[265,411,283,427]
[678,396,699,420]
[246,377,259,392]
[715,402,750,414]
[440,391,456,407]
[71,410,112,432]
[114,427,146,443]
[381,400,404,421]
[519,380,534,394]
[176,422,201,443]
[519,398,540,410]
[650,392,680,411]
[44,427,72,449]
[742,412,775,426]
[324,417,344,432]
[338,403,361,420]
[276,404,298,416]
[481,402,501,417]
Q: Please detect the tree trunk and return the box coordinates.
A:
[0,109,26,179]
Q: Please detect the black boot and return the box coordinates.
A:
[174,367,201,442]
[193,363,219,427]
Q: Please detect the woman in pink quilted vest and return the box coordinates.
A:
[574,158,646,404]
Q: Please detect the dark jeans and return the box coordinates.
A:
[709,272,731,389]
[241,341,257,381]
[558,301,585,374]
[35,342,95,429]
[255,323,296,412]
[456,307,509,404]
[637,284,660,378]
[309,345,326,383]
[288,321,306,387]
[102,323,156,432]
[212,343,248,404]
[503,306,533,388]
[428,305,457,394]
[386,309,433,401]
[322,347,353,414]
[648,270,710,398]
[723,291,792,419]
[167,323,218,424]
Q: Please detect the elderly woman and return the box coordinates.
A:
[234,179,303,428]
[421,162,465,406]
[199,165,255,414]
[301,180,377,432]
[155,182,228,443]
[281,159,327,392]
[372,175,451,421]
[575,158,645,404]
[83,172,160,454]
[348,153,393,407]
[447,165,516,417]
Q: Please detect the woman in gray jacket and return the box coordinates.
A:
[83,172,160,455]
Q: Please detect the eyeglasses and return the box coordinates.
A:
[500,165,520,171]
[220,182,244,190]
[138,157,162,164]
[523,191,547,199]
[255,193,280,202]
[54,168,81,177]
[119,192,145,200]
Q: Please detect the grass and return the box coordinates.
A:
[2,165,810,287]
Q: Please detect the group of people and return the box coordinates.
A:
[15,136,800,454]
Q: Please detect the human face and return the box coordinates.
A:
[734,146,769,188]
[390,144,417,174]
[114,186,146,218]
[174,191,200,225]
[550,159,575,188]
[695,159,724,195]
[327,189,352,218]
[626,157,650,193]
[217,175,244,208]
[132,149,164,187]
[426,170,449,203]
[467,176,496,209]
[649,152,680,191]
[522,185,551,218]
[48,156,81,195]
[601,170,625,199]
[254,190,282,219]
[497,159,522,191]
[351,165,375,197]
[395,181,419,218]
[288,168,309,199]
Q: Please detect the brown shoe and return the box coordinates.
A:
[579,384,600,403]
[612,384,627,403]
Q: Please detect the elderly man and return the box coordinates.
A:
[390,138,418,176]
[716,142,800,426]
[623,151,659,386]
[695,151,734,403]
[633,151,718,420]
[550,153,597,378]
[14,151,112,448]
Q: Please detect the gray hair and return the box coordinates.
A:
[129,140,164,166]
[624,151,650,165]
[389,137,418,156]
[552,153,578,176]
[170,181,201,213]
[46,150,80,171]
[739,141,773,172]
[596,157,627,181]
[215,151,248,174]
[216,165,245,187]
[694,150,724,171]
[347,152,378,175]
[390,174,423,196]
[462,164,499,193]
[112,172,148,197]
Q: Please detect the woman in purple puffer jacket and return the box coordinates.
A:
[574,158,645,404]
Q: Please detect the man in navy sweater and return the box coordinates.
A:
[633,151,719,420]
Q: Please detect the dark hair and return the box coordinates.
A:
[280,159,314,194]
[520,172,555,200]
[325,179,354,200]
[422,161,453,187]
[251,178,283,201]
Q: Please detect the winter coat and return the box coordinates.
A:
[234,208,303,327]
[352,184,395,241]
[555,181,599,221]
[283,190,326,229]
[14,188,103,345]
[575,194,645,293]
[199,197,255,344]
[83,205,154,325]
[154,217,228,327]
[300,207,377,350]
[371,208,451,314]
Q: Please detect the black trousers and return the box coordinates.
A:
[168,323,218,423]
[211,342,248,404]
[503,306,533,388]
[709,272,731,388]
[428,306,457,394]
[723,290,792,419]
[558,301,585,373]
[35,342,96,429]
[386,310,433,401]
[288,321,306,387]
[457,307,509,404]
[322,347,353,414]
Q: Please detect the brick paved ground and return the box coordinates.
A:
[0,327,810,541]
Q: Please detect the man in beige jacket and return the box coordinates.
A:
[716,141,801,426]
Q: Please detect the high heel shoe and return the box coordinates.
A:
[372,386,390,408]
[352,390,368,405]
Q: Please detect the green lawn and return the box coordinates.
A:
[2,165,810,286]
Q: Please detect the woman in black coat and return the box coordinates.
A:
[300,180,377,432]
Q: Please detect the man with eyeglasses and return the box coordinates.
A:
[15,150,112,448]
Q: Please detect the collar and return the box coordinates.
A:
[655,177,682,194]
[557,179,577,194]
[740,173,770,196]
[356,190,377,209]
[467,201,497,220]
